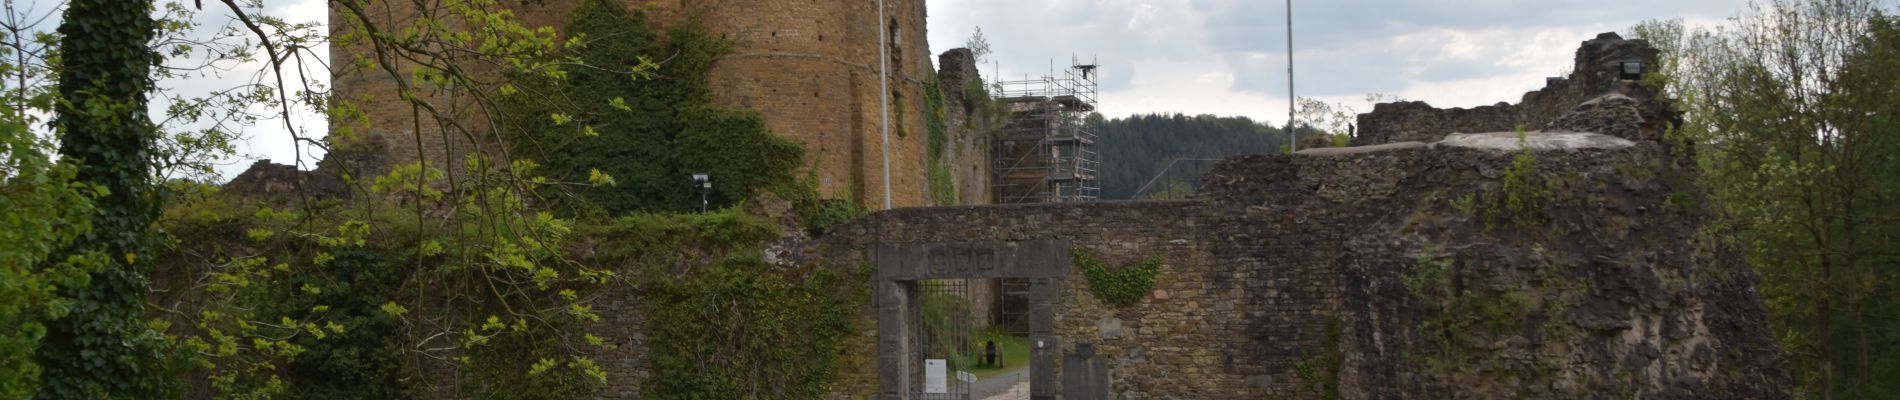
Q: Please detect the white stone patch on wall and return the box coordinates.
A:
[1438,131,1636,151]
[1295,141,1430,156]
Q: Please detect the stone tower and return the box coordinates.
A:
[329,0,938,207]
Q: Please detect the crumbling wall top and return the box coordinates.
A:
[1354,32,1673,146]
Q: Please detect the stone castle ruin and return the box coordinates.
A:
[777,32,1788,398]
[269,0,1789,396]
[302,0,985,207]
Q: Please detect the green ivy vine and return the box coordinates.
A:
[1073,249,1161,307]
[505,0,803,216]
[924,77,957,205]
[580,207,868,398]
[36,0,181,398]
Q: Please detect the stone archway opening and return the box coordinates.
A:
[872,240,1069,400]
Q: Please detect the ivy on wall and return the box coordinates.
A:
[644,254,866,399]
[506,0,802,216]
[580,207,868,398]
[1072,249,1161,307]
[923,77,956,205]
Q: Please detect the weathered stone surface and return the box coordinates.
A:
[1545,94,1651,141]
[936,48,996,206]
[797,138,1788,399]
[302,23,1786,399]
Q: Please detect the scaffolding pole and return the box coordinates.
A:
[991,56,1100,204]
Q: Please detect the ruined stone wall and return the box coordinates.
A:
[800,126,1788,397]
[808,198,1321,397]
[936,48,994,205]
[1354,33,1664,146]
[330,0,940,206]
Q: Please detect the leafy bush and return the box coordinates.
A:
[1498,129,1549,228]
[644,253,865,398]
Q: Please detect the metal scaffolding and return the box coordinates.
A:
[991,56,1101,204]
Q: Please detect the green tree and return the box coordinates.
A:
[966,26,991,64]
[1635,1,1900,398]
[1294,97,1356,149]
[0,51,94,400]
[34,0,178,398]
[1096,113,1284,199]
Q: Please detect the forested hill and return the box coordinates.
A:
[1096,113,1288,200]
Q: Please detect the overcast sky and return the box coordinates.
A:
[12,0,1762,180]
[926,0,1749,125]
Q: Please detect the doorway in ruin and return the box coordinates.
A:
[872,241,1069,400]
[913,278,1026,399]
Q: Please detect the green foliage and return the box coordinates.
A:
[508,0,802,216]
[924,77,957,205]
[965,26,992,64]
[0,87,97,400]
[1403,245,1586,395]
[1073,249,1161,307]
[1293,317,1343,400]
[964,331,1028,378]
[163,159,606,399]
[574,207,866,397]
[35,0,182,398]
[460,327,603,400]
[798,197,865,237]
[1449,193,1478,217]
[960,78,1008,131]
[1404,248,1527,371]
[644,253,866,399]
[1498,128,1549,228]
[1635,3,1900,397]
[272,248,409,400]
[917,284,977,370]
[578,206,781,268]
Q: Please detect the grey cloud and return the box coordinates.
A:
[1195,0,1748,53]
[1205,0,1749,95]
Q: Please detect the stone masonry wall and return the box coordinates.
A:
[781,66,1791,397]
[797,128,1788,398]
[289,29,1794,398]
[330,0,941,207]
[937,48,995,206]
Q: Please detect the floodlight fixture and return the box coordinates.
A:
[692,173,711,212]
[1620,61,1644,80]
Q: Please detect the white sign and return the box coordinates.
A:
[957,370,977,383]
[924,359,948,393]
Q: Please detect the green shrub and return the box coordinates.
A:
[274,248,411,400]
[1498,129,1549,228]
[644,254,865,398]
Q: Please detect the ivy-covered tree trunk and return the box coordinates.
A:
[36,0,173,398]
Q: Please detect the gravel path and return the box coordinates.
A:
[971,367,1029,400]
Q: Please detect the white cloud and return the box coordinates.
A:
[930,0,1756,126]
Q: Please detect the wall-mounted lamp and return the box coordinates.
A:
[692,173,712,212]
